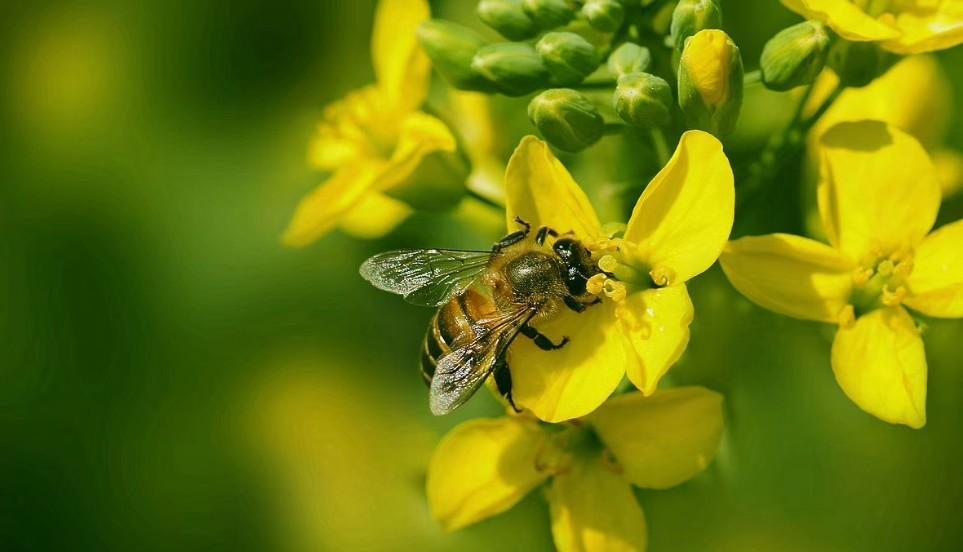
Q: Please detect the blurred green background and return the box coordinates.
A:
[2,1,962,551]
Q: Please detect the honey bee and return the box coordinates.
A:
[360,218,602,415]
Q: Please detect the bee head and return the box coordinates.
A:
[552,238,598,296]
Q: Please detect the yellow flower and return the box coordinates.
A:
[806,55,963,197]
[282,0,461,246]
[503,133,734,422]
[781,0,963,54]
[427,387,725,552]
[721,120,963,429]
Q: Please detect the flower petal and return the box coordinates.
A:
[619,285,694,395]
[905,219,963,318]
[371,0,431,112]
[720,234,856,323]
[780,0,900,41]
[338,192,413,239]
[590,387,724,489]
[282,162,383,247]
[831,307,927,428]
[547,458,647,552]
[818,121,941,260]
[883,4,963,54]
[426,417,549,531]
[623,131,734,285]
[505,136,603,240]
[510,302,630,423]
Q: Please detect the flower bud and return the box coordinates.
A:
[582,0,624,33]
[670,0,723,51]
[472,42,550,96]
[477,0,538,40]
[760,21,830,91]
[522,0,575,30]
[677,29,743,135]
[417,20,494,92]
[607,43,652,76]
[528,89,604,152]
[827,40,895,88]
[614,72,673,128]
[536,32,599,86]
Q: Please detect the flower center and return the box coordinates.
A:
[584,238,672,303]
[319,86,399,160]
[847,246,914,319]
[534,421,621,476]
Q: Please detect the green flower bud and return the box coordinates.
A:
[417,20,494,92]
[536,32,599,86]
[678,29,743,136]
[528,88,604,152]
[760,21,830,91]
[477,0,538,40]
[614,72,673,128]
[607,43,652,76]
[827,39,895,88]
[670,0,723,51]
[582,0,624,33]
[522,0,575,30]
[472,42,550,96]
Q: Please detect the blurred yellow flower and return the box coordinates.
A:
[504,133,734,422]
[282,0,461,246]
[806,55,963,197]
[782,0,963,54]
[721,120,963,428]
[427,387,724,552]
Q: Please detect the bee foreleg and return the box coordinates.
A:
[492,217,532,253]
[535,226,559,246]
[563,295,587,313]
[493,360,521,413]
[521,324,569,351]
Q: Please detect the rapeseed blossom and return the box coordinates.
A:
[504,133,734,422]
[722,120,963,428]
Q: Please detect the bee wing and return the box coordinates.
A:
[429,306,536,415]
[359,249,492,307]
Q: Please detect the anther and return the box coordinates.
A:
[603,280,628,302]
[882,285,907,307]
[649,266,676,287]
[838,305,856,328]
[586,273,607,295]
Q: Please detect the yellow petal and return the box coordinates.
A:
[378,111,458,191]
[371,0,431,113]
[426,417,549,531]
[623,131,734,285]
[883,4,963,54]
[933,148,963,198]
[905,219,963,318]
[338,192,412,239]
[510,302,631,423]
[590,387,724,489]
[818,121,941,260]
[547,458,647,552]
[780,0,900,41]
[282,162,383,247]
[505,136,603,240]
[618,285,694,395]
[809,56,952,151]
[831,307,927,428]
[720,234,856,323]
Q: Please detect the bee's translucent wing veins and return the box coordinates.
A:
[429,306,536,415]
[359,249,491,307]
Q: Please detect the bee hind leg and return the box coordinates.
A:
[494,360,521,413]
[521,324,569,350]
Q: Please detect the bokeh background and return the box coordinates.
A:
[2,1,963,551]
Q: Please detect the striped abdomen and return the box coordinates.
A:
[420,290,495,385]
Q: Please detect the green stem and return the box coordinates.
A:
[744,70,762,86]
[571,80,617,91]
[604,123,627,135]
[466,188,504,212]
[800,83,844,133]
[650,127,670,166]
